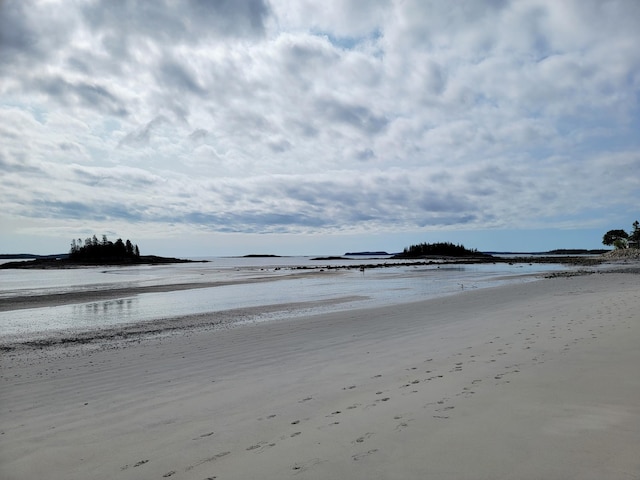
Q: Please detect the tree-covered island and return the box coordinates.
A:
[1,235,201,269]
[393,242,492,259]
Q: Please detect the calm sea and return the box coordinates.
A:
[0,256,572,340]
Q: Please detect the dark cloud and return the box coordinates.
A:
[293,121,319,138]
[31,76,128,116]
[267,138,292,153]
[0,2,72,69]
[179,211,328,233]
[25,198,146,223]
[10,169,481,233]
[81,0,271,45]
[273,174,477,230]
[415,214,477,228]
[58,142,83,153]
[0,154,43,175]
[158,59,206,95]
[278,34,339,77]
[0,2,37,60]
[316,97,388,134]
[418,191,475,213]
[355,148,375,162]
[70,165,159,188]
[31,200,95,220]
[189,129,209,143]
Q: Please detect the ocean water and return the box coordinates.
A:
[0,256,572,339]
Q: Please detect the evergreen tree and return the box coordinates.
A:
[114,238,125,256]
[69,235,143,262]
[628,220,640,248]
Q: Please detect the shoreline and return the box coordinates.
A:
[2,270,640,478]
[2,264,637,349]
[0,255,613,314]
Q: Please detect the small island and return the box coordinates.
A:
[1,235,201,269]
[344,251,390,256]
[393,242,492,259]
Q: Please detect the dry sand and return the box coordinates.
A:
[1,271,639,479]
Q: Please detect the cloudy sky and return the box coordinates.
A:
[1,0,639,256]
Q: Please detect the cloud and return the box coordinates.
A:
[315,96,388,134]
[118,116,171,148]
[31,76,129,117]
[81,0,271,43]
[158,59,206,96]
[1,0,639,253]
[0,1,75,72]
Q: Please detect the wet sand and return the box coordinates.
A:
[0,270,324,312]
[1,271,639,479]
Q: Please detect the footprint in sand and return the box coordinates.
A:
[247,441,276,451]
[291,458,323,473]
[352,449,378,461]
[353,432,374,444]
[121,460,149,471]
[395,419,412,431]
[436,406,455,412]
[455,390,471,397]
[185,451,230,471]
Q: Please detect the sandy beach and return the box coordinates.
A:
[1,270,639,479]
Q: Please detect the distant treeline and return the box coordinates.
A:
[546,249,608,255]
[70,235,140,262]
[395,242,488,258]
[0,253,66,260]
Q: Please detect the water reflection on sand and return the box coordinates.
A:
[0,257,572,338]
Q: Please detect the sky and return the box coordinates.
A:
[1,0,639,257]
